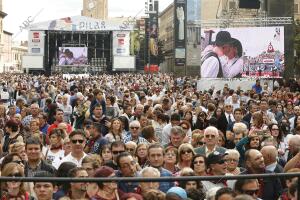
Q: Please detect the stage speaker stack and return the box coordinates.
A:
[239,0,260,9]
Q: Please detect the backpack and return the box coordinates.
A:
[201,51,223,78]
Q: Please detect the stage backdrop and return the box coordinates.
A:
[200,26,285,78]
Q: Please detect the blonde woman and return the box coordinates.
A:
[1,162,33,200]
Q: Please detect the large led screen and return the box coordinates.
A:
[58,47,88,66]
[200,27,284,78]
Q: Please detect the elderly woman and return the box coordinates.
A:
[92,166,125,200]
[177,143,195,171]
[1,162,32,200]
[225,149,244,175]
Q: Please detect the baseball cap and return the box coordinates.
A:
[206,151,228,166]
[167,187,187,199]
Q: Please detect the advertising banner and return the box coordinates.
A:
[113,31,130,56]
[174,0,187,66]
[200,26,285,78]
[28,31,45,56]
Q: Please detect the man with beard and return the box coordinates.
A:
[241,149,282,200]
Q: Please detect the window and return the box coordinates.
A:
[295,4,299,14]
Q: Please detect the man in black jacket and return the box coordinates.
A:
[24,137,56,177]
[241,149,282,200]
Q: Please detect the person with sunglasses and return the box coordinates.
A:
[54,130,87,169]
[123,121,148,145]
[195,126,227,157]
[105,141,125,170]
[177,143,195,171]
[191,154,207,176]
[202,151,228,192]
[234,179,262,200]
[240,149,282,200]
[1,162,34,200]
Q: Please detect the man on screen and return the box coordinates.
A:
[59,49,74,65]
[200,31,230,78]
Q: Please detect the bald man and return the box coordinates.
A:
[261,146,283,173]
[284,135,300,172]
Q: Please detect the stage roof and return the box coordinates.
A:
[28,16,136,32]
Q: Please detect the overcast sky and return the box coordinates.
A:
[3,0,173,41]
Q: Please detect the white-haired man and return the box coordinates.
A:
[195,126,227,156]
[123,120,149,144]
[136,166,161,195]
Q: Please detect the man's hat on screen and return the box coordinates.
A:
[214,31,234,46]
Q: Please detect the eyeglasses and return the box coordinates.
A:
[193,160,204,164]
[8,172,22,177]
[166,153,176,157]
[130,127,140,130]
[126,148,135,152]
[216,159,226,165]
[272,129,279,131]
[71,139,85,144]
[205,134,216,138]
[225,158,238,163]
[197,141,205,145]
[112,150,125,155]
[181,149,192,154]
[243,189,259,196]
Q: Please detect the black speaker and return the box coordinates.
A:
[239,0,261,9]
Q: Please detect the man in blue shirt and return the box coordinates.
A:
[148,143,175,193]
[252,79,262,94]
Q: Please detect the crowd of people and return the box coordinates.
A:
[1,73,300,200]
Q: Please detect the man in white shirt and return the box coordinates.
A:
[54,130,87,169]
[161,113,181,145]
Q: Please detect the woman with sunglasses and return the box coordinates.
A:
[1,162,33,200]
[191,154,207,176]
[177,143,195,171]
[1,153,24,170]
[92,166,125,200]
[194,111,208,131]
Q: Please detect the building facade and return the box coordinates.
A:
[295,0,300,20]
[12,42,28,72]
[82,0,108,20]
[158,3,174,73]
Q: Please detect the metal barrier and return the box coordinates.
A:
[1,172,300,199]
